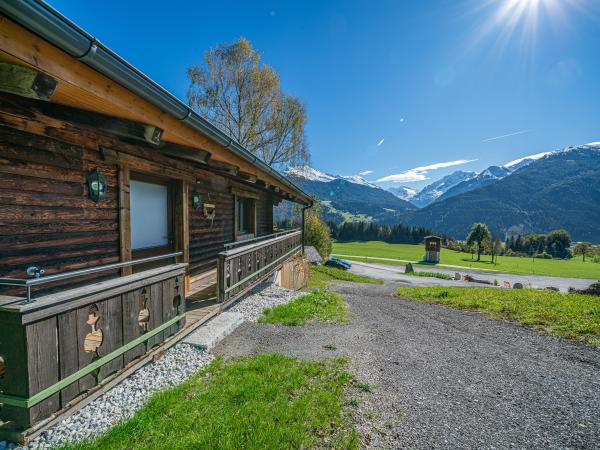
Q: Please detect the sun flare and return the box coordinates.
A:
[470,0,588,56]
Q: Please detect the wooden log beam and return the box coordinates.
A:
[31,99,163,146]
[231,187,260,200]
[156,142,210,165]
[238,171,258,184]
[0,62,57,101]
[207,159,239,176]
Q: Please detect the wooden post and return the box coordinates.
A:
[173,180,190,294]
[233,194,238,242]
[118,166,132,276]
[216,254,226,303]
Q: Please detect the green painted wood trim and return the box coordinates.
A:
[224,245,301,294]
[0,62,57,101]
[0,314,185,408]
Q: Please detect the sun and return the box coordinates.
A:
[492,0,554,34]
[469,0,586,56]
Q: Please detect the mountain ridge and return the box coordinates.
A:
[284,166,416,224]
[283,142,600,241]
[402,143,600,241]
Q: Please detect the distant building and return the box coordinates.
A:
[423,235,441,263]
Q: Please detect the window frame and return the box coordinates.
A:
[234,195,256,240]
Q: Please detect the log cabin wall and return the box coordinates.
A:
[0,92,277,295]
[188,179,274,277]
[188,175,234,276]
[0,111,121,296]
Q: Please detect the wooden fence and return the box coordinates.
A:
[0,264,186,430]
[216,230,302,306]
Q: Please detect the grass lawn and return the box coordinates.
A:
[333,241,600,279]
[396,286,600,346]
[259,290,350,326]
[307,265,384,290]
[66,354,358,450]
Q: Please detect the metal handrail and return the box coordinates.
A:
[0,251,182,303]
[220,230,301,258]
[223,228,301,250]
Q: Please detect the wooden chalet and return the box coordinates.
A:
[0,0,310,439]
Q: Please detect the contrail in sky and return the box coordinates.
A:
[482,130,531,142]
[377,138,385,146]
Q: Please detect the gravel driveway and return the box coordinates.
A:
[214,280,600,449]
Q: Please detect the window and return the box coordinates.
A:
[236,197,255,236]
[130,179,170,250]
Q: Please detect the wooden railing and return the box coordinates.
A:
[0,263,186,430]
[217,230,302,305]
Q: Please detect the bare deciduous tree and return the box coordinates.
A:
[187,38,309,168]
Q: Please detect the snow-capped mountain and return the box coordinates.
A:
[285,166,378,188]
[281,142,600,237]
[284,166,415,224]
[286,166,336,182]
[437,165,511,202]
[402,149,570,207]
[403,142,600,241]
[408,171,477,208]
[339,175,379,188]
[502,151,552,172]
[387,186,418,201]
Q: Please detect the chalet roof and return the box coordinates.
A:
[0,0,311,205]
[424,235,441,239]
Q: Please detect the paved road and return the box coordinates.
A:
[348,260,597,293]
[216,280,600,449]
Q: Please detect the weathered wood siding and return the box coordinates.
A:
[188,180,274,277]
[0,93,277,292]
[0,124,120,295]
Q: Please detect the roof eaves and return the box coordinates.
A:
[0,0,311,204]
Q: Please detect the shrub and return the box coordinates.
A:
[305,200,333,259]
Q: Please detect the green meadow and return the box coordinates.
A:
[332,241,599,279]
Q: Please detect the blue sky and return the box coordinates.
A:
[48,0,600,189]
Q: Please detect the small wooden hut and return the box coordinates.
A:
[423,235,441,263]
[0,0,310,439]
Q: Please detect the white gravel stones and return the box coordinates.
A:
[14,281,300,449]
[228,282,304,322]
[24,344,213,449]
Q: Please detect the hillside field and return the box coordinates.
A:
[332,241,600,279]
